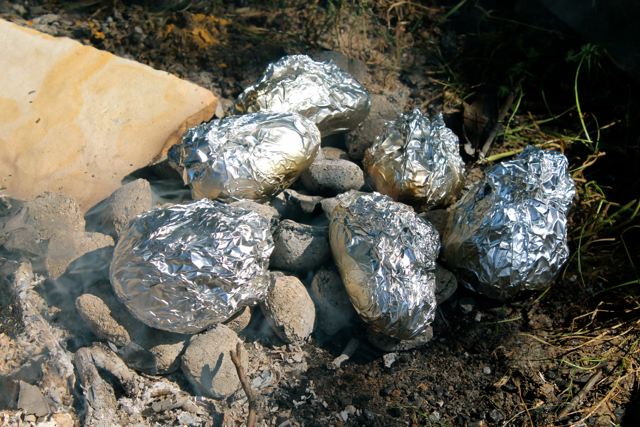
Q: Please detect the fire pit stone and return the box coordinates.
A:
[260,275,315,343]
[181,324,248,400]
[309,266,358,336]
[101,178,153,239]
[300,158,365,197]
[269,220,331,272]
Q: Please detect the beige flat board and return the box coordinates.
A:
[0,18,217,213]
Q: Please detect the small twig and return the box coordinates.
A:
[230,342,259,427]
[557,370,603,419]
[516,380,535,427]
[479,76,525,160]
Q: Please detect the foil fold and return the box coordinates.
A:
[168,112,321,203]
[233,55,371,136]
[363,109,465,211]
[110,199,274,334]
[442,146,575,301]
[329,191,440,340]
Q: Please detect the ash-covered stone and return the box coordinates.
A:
[46,230,114,279]
[435,264,458,304]
[300,159,364,196]
[269,220,331,272]
[222,306,253,333]
[261,275,315,343]
[419,209,450,241]
[181,324,248,399]
[321,147,350,160]
[76,293,131,346]
[101,178,153,239]
[309,266,357,335]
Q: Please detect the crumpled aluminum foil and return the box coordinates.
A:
[329,191,440,340]
[233,55,371,136]
[110,199,274,334]
[442,146,575,301]
[363,109,465,211]
[168,112,321,203]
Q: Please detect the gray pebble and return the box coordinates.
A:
[76,294,131,347]
[309,267,357,335]
[102,178,153,238]
[261,275,315,343]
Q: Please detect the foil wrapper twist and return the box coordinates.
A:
[442,146,575,301]
[168,112,321,203]
[110,199,274,334]
[233,55,371,136]
[329,191,440,340]
[363,109,465,211]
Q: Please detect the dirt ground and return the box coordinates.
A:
[1,1,640,426]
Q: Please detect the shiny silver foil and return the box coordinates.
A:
[442,146,575,301]
[363,109,465,212]
[329,191,440,340]
[110,199,274,334]
[168,112,321,203]
[233,55,371,136]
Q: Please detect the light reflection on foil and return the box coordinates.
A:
[168,112,320,203]
[233,55,371,136]
[363,109,465,211]
[442,146,575,301]
[329,191,439,340]
[110,199,274,334]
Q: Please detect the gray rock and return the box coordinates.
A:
[261,275,315,343]
[419,209,449,240]
[46,231,114,279]
[309,267,357,335]
[214,98,235,119]
[321,198,340,221]
[270,220,331,272]
[435,263,458,304]
[345,91,410,160]
[229,200,280,229]
[102,179,153,238]
[300,159,364,196]
[76,294,131,347]
[25,192,85,240]
[367,325,434,352]
[311,51,367,84]
[17,381,55,416]
[270,189,324,219]
[322,147,350,160]
[222,306,253,333]
[150,155,183,181]
[181,324,248,399]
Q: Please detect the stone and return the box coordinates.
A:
[101,179,153,238]
[20,192,85,240]
[17,381,55,416]
[419,209,449,240]
[367,326,434,352]
[0,18,218,213]
[76,293,131,347]
[435,263,458,304]
[309,267,357,335]
[269,220,331,272]
[300,159,364,197]
[345,90,410,160]
[311,51,367,84]
[222,306,253,333]
[229,200,280,229]
[46,230,114,279]
[261,275,315,343]
[322,147,350,160]
[270,189,324,221]
[181,324,248,399]
[321,198,340,221]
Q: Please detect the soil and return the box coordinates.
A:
[1,1,640,427]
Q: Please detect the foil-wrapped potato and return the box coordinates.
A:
[363,109,465,211]
[110,200,274,334]
[168,112,321,203]
[234,55,371,136]
[442,146,575,301]
[329,191,440,339]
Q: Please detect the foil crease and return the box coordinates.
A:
[442,146,575,301]
[329,191,440,340]
[110,199,274,334]
[363,109,465,211]
[168,112,321,203]
[233,55,371,136]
